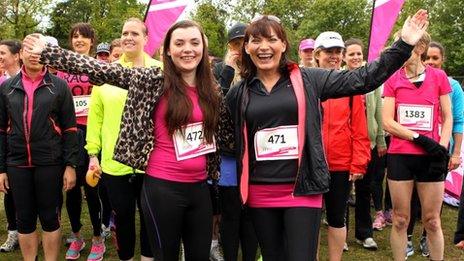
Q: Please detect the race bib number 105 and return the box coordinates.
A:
[173,122,216,161]
[73,95,91,117]
[254,125,299,161]
[397,104,433,131]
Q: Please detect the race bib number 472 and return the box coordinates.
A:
[397,104,433,131]
[254,125,298,161]
[173,122,216,161]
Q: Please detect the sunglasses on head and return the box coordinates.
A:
[251,15,281,24]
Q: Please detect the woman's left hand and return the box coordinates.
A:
[400,9,429,46]
[449,155,461,171]
[349,173,364,181]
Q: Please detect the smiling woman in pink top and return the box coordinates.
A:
[382,31,452,261]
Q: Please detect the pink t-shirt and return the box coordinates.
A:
[248,184,323,208]
[146,87,208,182]
[21,67,47,132]
[56,71,92,125]
[383,66,452,155]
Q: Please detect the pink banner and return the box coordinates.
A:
[144,0,189,56]
[367,0,405,62]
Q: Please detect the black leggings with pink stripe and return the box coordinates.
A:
[141,175,213,261]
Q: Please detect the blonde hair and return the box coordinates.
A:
[395,30,431,61]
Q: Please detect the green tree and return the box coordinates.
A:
[1,0,52,39]
[296,0,370,45]
[191,1,227,58]
[47,0,145,49]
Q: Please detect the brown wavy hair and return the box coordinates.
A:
[162,20,220,143]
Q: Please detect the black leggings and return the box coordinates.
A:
[219,186,258,261]
[141,176,212,261]
[66,127,102,236]
[324,171,351,228]
[249,207,322,261]
[4,190,17,231]
[102,173,152,260]
[7,166,63,234]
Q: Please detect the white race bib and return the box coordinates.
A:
[254,125,298,161]
[73,95,91,117]
[173,122,216,161]
[397,104,433,131]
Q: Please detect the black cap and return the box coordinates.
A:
[227,23,246,43]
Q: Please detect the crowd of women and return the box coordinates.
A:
[0,7,462,261]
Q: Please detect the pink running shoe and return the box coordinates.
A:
[372,211,386,231]
[384,209,393,225]
[65,238,85,260]
[87,239,106,261]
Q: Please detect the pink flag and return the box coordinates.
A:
[144,0,189,56]
[367,0,405,62]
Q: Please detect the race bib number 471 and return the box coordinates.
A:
[173,122,216,161]
[397,104,433,131]
[254,125,298,161]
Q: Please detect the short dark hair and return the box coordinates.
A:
[69,22,96,50]
[240,16,292,79]
[0,39,22,55]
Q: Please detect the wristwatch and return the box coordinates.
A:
[88,153,98,158]
[412,132,419,140]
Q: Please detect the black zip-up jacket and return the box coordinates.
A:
[0,71,78,172]
[226,39,413,196]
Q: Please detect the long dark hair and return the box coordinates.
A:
[240,16,292,79]
[162,20,220,143]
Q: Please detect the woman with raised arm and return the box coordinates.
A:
[382,32,452,261]
[23,20,232,261]
[224,10,428,261]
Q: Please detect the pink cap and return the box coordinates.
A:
[299,38,315,51]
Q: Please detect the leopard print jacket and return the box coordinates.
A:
[41,45,234,180]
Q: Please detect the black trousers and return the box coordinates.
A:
[142,176,212,261]
[370,147,392,211]
[249,207,322,261]
[65,127,102,236]
[354,148,376,240]
[8,165,63,234]
[219,186,258,261]
[103,173,152,260]
[455,172,464,244]
[4,190,17,231]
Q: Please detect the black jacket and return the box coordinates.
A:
[226,39,413,196]
[0,71,78,172]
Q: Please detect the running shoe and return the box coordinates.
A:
[65,233,78,246]
[419,236,430,257]
[343,242,349,251]
[210,243,224,261]
[356,237,378,250]
[405,240,414,259]
[101,224,111,239]
[384,209,393,225]
[0,230,18,252]
[65,238,86,260]
[373,211,386,231]
[455,240,464,249]
[87,239,105,261]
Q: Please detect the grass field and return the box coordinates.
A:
[0,193,463,260]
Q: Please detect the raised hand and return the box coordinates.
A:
[22,33,47,55]
[400,9,429,46]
